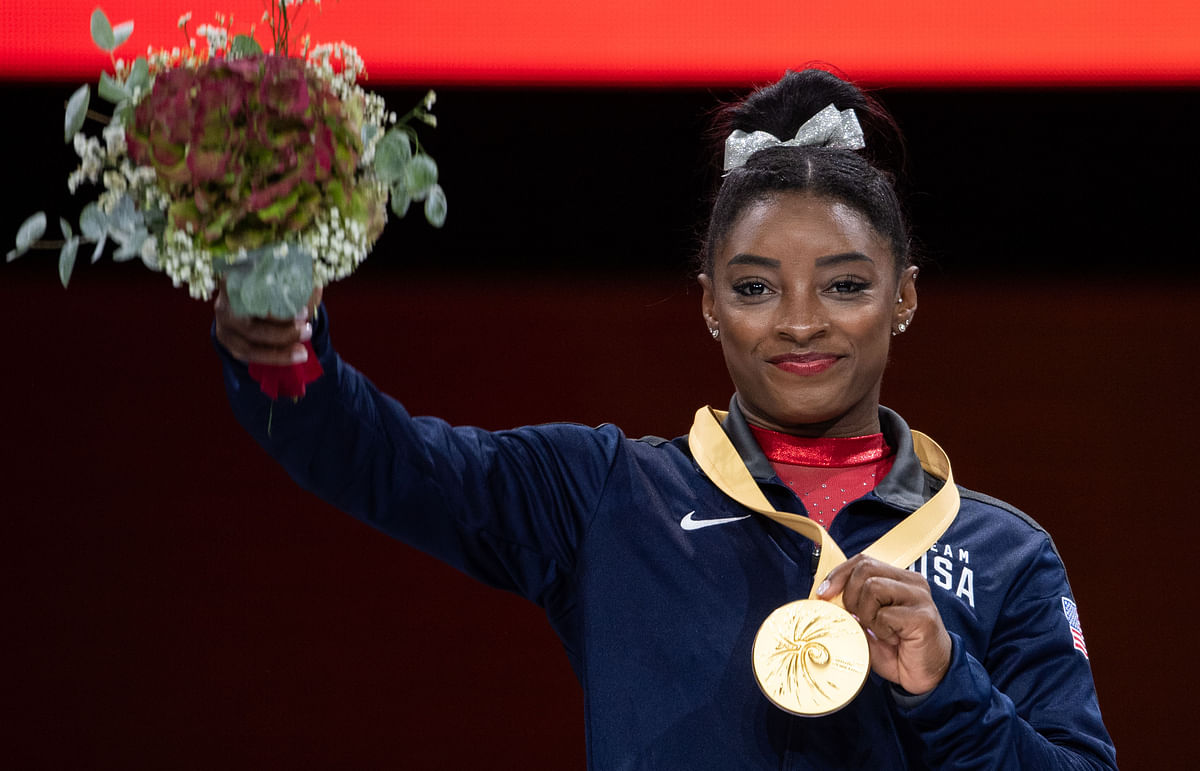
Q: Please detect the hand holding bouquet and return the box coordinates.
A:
[9,2,446,397]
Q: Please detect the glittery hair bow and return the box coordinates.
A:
[723,103,866,172]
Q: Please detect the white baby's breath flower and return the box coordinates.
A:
[102,123,127,156]
[80,154,102,183]
[103,170,127,197]
[159,227,215,299]
[97,189,117,214]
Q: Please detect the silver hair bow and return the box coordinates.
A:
[723,103,866,172]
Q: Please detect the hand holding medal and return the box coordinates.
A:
[689,406,960,716]
[816,554,953,699]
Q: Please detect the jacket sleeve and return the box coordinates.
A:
[895,536,1118,770]
[215,308,621,606]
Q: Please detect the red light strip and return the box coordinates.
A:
[3,0,1200,85]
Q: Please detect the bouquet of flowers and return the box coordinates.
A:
[8,2,445,397]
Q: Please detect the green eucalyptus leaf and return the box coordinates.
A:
[403,154,438,202]
[107,196,147,263]
[59,217,74,240]
[112,228,149,262]
[112,20,134,48]
[109,194,141,235]
[113,101,134,127]
[64,84,90,142]
[220,244,314,319]
[91,232,108,263]
[374,129,412,186]
[98,71,129,104]
[15,212,47,251]
[59,237,80,288]
[139,238,159,270]
[79,202,107,241]
[125,57,150,96]
[6,210,42,260]
[91,8,115,52]
[360,122,379,148]
[423,184,447,228]
[389,183,411,218]
[230,34,263,58]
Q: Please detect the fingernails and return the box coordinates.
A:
[294,308,309,326]
[291,346,309,363]
[299,322,313,342]
[817,580,830,596]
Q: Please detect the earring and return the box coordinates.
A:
[710,327,720,340]
[892,320,908,337]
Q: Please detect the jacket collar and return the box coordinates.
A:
[723,395,931,513]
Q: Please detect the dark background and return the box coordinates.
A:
[3,83,1198,769]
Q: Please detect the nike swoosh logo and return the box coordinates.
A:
[680,511,751,531]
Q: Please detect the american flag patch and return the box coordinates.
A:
[1061,596,1088,659]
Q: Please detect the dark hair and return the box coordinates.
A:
[700,69,912,276]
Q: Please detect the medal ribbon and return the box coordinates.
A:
[688,406,960,605]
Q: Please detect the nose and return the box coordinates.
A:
[772,288,828,343]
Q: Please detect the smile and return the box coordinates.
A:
[768,353,840,376]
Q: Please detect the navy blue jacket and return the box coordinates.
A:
[219,313,1116,770]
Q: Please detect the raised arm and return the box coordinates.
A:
[213,290,620,605]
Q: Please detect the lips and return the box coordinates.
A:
[768,352,840,376]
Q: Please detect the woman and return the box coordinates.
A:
[214,70,1116,768]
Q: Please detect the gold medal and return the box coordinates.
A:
[752,599,870,716]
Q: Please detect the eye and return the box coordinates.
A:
[733,280,771,297]
[829,277,870,294]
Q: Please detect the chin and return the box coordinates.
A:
[749,398,846,433]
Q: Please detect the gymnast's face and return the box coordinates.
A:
[700,192,917,437]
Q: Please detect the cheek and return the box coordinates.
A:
[719,307,764,347]
[845,308,894,359]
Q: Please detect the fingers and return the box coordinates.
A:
[835,559,931,629]
[214,284,315,365]
[817,554,952,693]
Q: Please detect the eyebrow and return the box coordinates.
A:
[727,253,781,268]
[816,251,874,267]
[726,251,874,269]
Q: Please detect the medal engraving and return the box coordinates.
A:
[752,599,870,716]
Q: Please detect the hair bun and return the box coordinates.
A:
[719,68,905,180]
